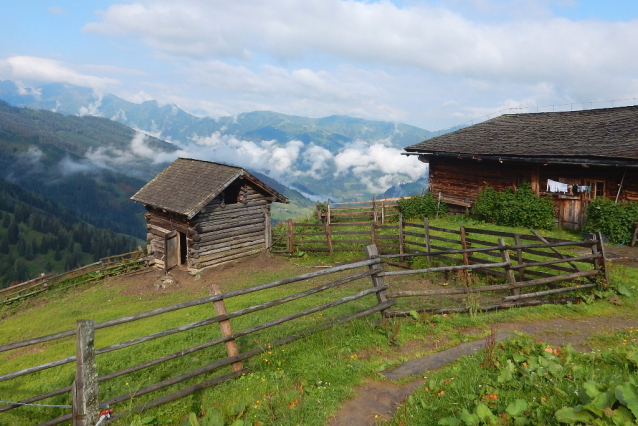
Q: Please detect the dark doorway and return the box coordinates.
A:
[179,232,187,265]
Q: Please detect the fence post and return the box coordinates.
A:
[287,219,294,253]
[595,231,609,283]
[398,213,404,255]
[424,217,431,262]
[381,200,385,224]
[513,234,525,282]
[73,320,99,426]
[327,199,331,225]
[498,238,518,295]
[459,226,471,286]
[364,244,389,318]
[325,222,333,255]
[372,195,377,224]
[210,284,243,372]
[370,221,377,247]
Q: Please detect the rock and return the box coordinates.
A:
[154,273,177,289]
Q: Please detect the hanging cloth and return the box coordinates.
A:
[547,179,569,193]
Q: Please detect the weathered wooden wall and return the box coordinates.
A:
[427,156,637,229]
[144,180,272,273]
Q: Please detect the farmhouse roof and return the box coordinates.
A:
[405,106,638,164]
[131,158,288,218]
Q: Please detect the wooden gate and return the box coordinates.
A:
[164,230,179,272]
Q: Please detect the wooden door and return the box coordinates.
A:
[557,199,584,230]
[164,230,179,272]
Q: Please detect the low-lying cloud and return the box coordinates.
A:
[57,130,428,196]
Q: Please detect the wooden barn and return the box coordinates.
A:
[404,106,638,229]
[131,158,288,273]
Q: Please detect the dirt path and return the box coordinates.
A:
[328,315,638,426]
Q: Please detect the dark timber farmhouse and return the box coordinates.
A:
[404,106,638,229]
[131,158,288,273]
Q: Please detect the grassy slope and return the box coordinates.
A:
[0,218,636,425]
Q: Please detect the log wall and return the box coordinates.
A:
[427,156,638,229]
[144,181,272,273]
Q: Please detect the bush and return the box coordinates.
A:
[584,198,638,244]
[398,193,448,219]
[473,183,555,230]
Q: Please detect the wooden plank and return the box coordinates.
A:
[460,226,471,286]
[402,222,422,229]
[502,283,597,302]
[531,230,581,272]
[287,219,294,252]
[429,225,462,234]
[73,320,98,426]
[325,222,333,255]
[379,261,511,277]
[210,285,242,372]
[398,213,404,255]
[499,238,518,295]
[510,254,601,270]
[424,217,431,262]
[365,244,389,318]
[596,231,610,282]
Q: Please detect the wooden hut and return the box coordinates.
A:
[404,106,638,229]
[131,158,288,273]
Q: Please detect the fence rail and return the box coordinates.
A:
[0,249,147,305]
[319,196,411,224]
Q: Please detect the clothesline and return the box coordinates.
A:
[546,179,590,194]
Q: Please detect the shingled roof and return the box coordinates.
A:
[406,106,638,162]
[131,158,288,218]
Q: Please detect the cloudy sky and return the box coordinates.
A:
[2,0,638,131]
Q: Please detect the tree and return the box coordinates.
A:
[7,221,19,244]
[0,237,9,254]
[1,212,9,228]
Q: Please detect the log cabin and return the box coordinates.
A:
[404,106,638,230]
[131,158,288,273]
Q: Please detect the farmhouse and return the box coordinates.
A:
[131,158,288,273]
[404,106,638,229]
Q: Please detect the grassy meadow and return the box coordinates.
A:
[0,216,636,426]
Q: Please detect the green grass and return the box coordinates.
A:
[0,217,636,426]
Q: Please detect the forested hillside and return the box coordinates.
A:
[0,100,178,237]
[0,179,139,288]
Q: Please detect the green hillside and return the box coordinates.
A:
[0,179,140,288]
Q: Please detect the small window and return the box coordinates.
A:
[585,181,605,199]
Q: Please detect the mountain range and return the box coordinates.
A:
[0,80,431,201]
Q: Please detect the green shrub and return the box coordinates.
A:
[398,193,448,219]
[584,198,638,244]
[473,183,555,230]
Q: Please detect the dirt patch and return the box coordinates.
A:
[328,378,425,426]
[5,343,49,361]
[108,252,299,298]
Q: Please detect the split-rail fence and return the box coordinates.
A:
[318,196,408,224]
[0,249,147,305]
[0,233,607,425]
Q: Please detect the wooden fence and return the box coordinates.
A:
[0,231,608,424]
[0,249,147,305]
[0,251,393,425]
[319,196,409,224]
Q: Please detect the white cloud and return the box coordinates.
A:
[84,0,638,87]
[0,56,119,91]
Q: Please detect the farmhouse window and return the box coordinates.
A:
[585,181,605,199]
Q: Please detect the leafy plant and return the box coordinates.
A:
[398,193,448,220]
[472,183,555,230]
[583,198,638,245]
